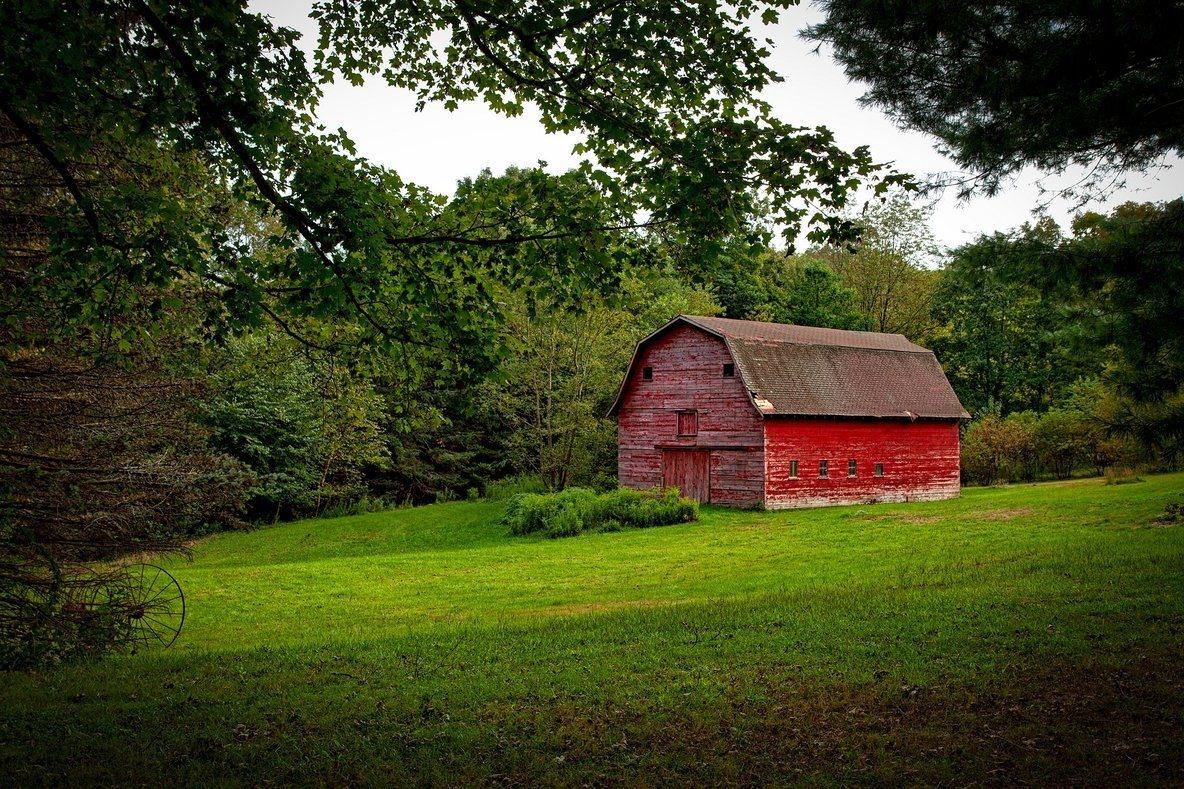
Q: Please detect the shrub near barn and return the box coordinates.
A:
[961,406,1146,485]
[502,487,698,539]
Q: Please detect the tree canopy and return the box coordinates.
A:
[807,1,1184,196]
[930,223,1068,416]
[1,0,905,371]
[817,195,941,340]
[1056,201,1184,402]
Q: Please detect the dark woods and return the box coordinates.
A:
[0,116,247,665]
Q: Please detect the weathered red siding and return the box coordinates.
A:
[763,417,960,509]
[616,323,764,507]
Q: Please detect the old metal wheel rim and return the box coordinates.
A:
[119,563,185,650]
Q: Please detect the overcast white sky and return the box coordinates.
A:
[253,0,1184,249]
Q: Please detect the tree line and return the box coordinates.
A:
[25,189,1167,531]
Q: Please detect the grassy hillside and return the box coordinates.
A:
[3,474,1183,785]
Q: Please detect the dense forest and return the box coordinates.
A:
[217,194,1175,510]
[8,182,1179,538]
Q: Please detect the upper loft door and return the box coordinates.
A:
[662,449,710,503]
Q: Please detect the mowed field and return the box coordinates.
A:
[3,474,1183,785]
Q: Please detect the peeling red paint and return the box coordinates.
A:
[616,323,764,507]
[763,417,960,509]
[615,321,962,509]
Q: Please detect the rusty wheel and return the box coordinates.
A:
[109,564,186,650]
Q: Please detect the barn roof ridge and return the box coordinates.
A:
[677,314,930,353]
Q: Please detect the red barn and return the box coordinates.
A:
[608,315,969,509]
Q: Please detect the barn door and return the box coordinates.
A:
[662,450,710,503]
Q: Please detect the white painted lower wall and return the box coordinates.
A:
[762,484,961,511]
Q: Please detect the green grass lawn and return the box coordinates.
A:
[3,474,1183,785]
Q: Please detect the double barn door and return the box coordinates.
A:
[662,449,710,503]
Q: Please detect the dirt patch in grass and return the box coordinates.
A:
[977,507,1034,521]
[845,511,944,525]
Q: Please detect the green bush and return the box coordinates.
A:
[962,402,1160,486]
[590,487,698,529]
[545,504,588,538]
[962,413,1039,485]
[1157,496,1184,524]
[502,487,697,539]
[1095,435,1143,474]
[499,493,533,534]
[502,488,596,537]
[1033,409,1094,479]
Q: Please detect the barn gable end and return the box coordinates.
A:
[614,322,764,507]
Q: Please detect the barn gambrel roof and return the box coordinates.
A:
[608,315,970,421]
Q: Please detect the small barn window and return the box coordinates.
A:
[789,460,798,478]
[722,363,735,377]
[819,460,829,478]
[677,410,698,437]
[848,459,857,477]
[642,366,653,380]
[874,463,884,477]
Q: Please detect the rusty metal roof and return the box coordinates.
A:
[681,315,928,352]
[608,315,969,420]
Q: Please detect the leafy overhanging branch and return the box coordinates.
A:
[1,0,907,365]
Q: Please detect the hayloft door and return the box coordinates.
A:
[662,449,710,503]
